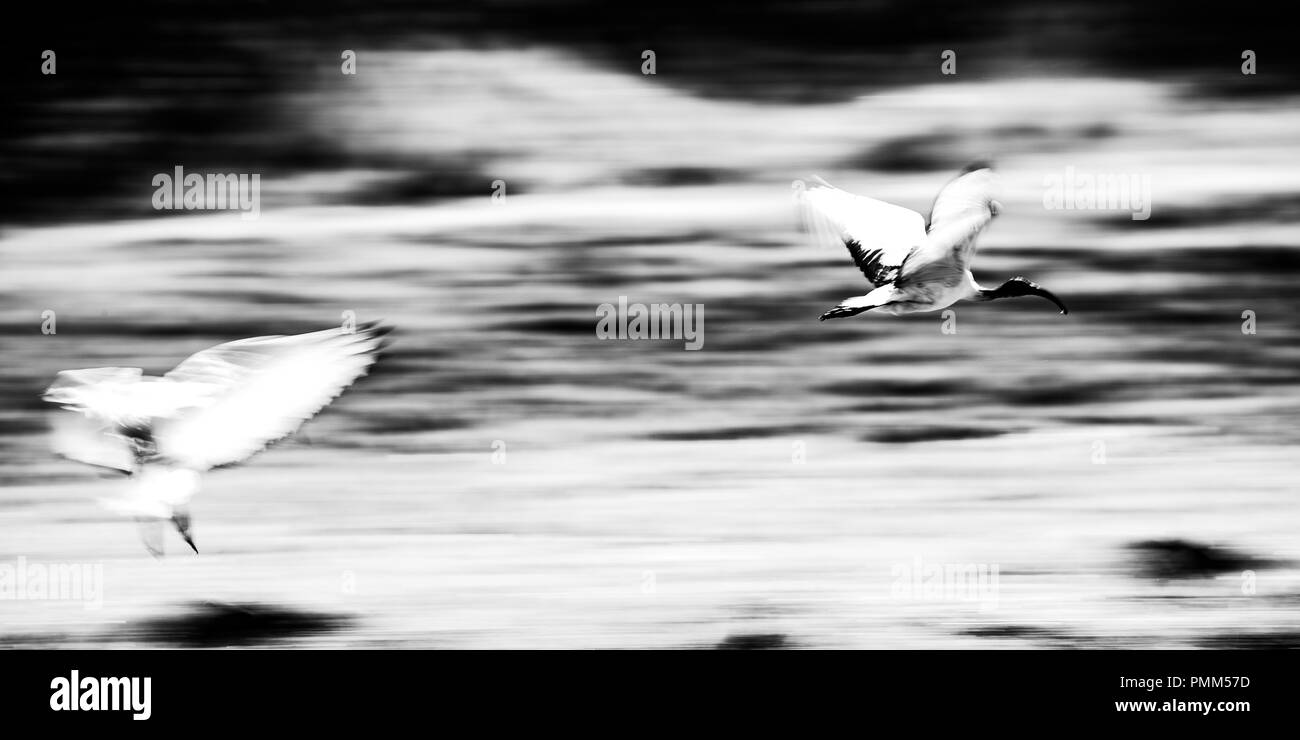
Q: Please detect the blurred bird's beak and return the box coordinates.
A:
[171,513,198,553]
[1034,285,1069,315]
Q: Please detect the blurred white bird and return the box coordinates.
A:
[42,323,391,555]
[797,166,1068,320]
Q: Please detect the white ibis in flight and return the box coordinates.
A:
[41,323,390,555]
[797,167,1068,320]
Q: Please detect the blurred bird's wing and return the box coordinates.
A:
[153,323,389,471]
[47,366,143,389]
[907,167,999,278]
[47,410,136,474]
[798,177,926,287]
[43,367,145,422]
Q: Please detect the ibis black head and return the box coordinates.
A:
[981,277,1069,315]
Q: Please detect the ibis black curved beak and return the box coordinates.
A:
[986,277,1069,315]
[1032,285,1069,315]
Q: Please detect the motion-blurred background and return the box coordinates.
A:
[1,1,1298,648]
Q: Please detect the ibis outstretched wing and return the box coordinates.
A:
[798,177,926,287]
[911,167,999,274]
[154,323,390,471]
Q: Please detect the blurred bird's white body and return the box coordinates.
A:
[849,273,983,316]
[100,467,201,520]
[43,324,389,555]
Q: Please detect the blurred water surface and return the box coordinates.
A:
[2,48,1299,648]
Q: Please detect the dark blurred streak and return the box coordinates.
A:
[850,132,965,174]
[961,625,1075,643]
[163,290,325,307]
[0,602,353,648]
[1126,539,1288,580]
[347,413,473,435]
[817,379,970,398]
[489,317,596,336]
[957,625,1157,648]
[1196,632,1300,649]
[842,401,944,414]
[851,124,1125,174]
[1091,246,1297,274]
[713,633,791,649]
[620,167,743,188]
[863,426,1009,444]
[1053,415,1175,426]
[131,601,353,648]
[1096,196,1300,230]
[999,380,1130,407]
[645,425,824,442]
[342,164,499,206]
